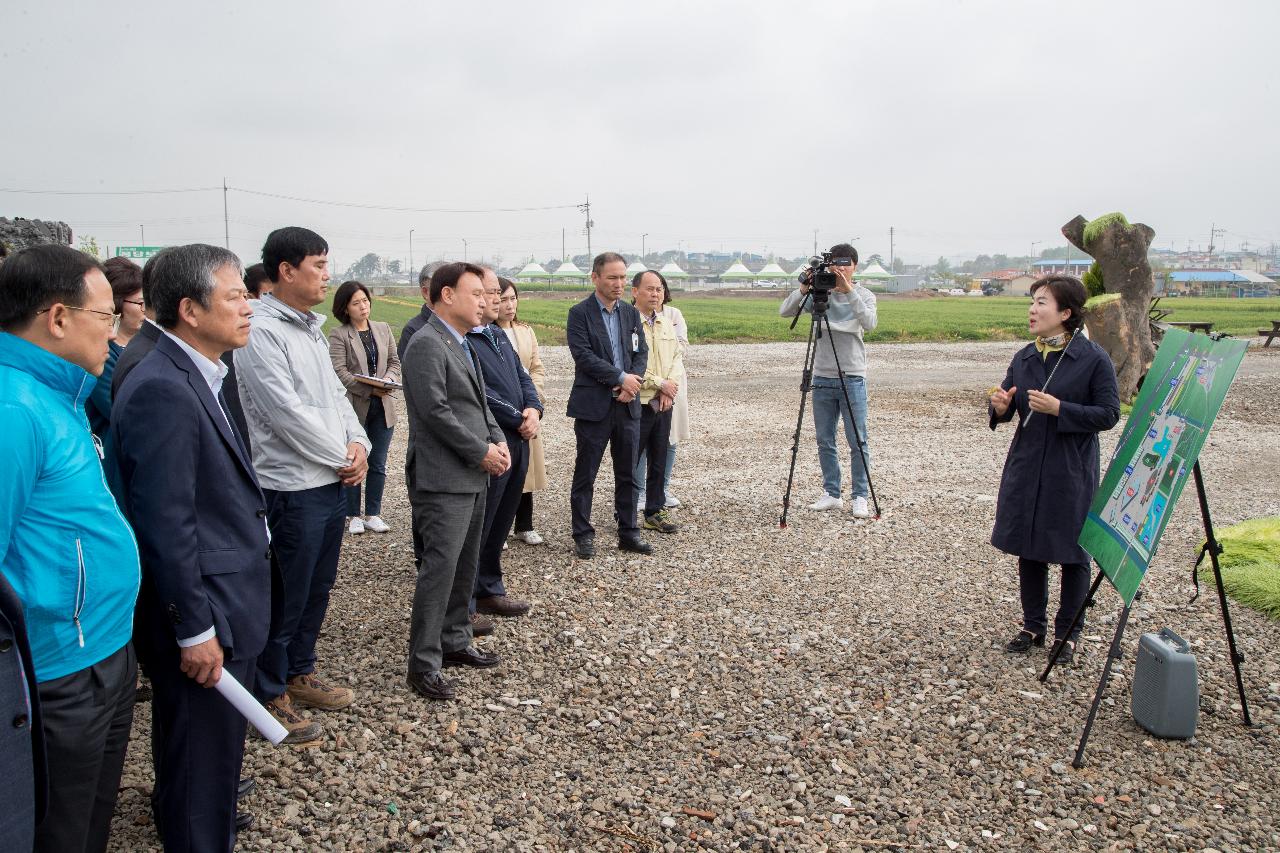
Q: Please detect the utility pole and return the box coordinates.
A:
[222,177,230,249]
[642,233,648,261]
[1030,241,1041,272]
[813,229,819,257]
[409,229,415,281]
[1207,223,1224,255]
[561,228,565,262]
[889,226,895,270]
[140,225,145,244]
[579,195,594,262]
[462,239,468,261]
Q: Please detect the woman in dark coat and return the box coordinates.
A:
[989,275,1120,663]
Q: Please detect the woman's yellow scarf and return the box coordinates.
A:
[1034,331,1071,360]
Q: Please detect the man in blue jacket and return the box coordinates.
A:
[112,244,271,851]
[566,252,651,559]
[0,244,141,853]
[467,270,541,619]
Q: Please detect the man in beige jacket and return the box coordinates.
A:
[631,271,683,534]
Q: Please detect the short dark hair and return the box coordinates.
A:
[262,227,328,283]
[429,262,486,304]
[0,244,103,331]
[1030,275,1088,334]
[140,250,165,307]
[499,276,519,321]
[148,244,243,330]
[592,252,627,274]
[829,243,859,266]
[332,280,372,325]
[243,263,270,297]
[102,256,143,313]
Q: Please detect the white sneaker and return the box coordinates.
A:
[518,530,544,545]
[850,496,872,518]
[664,495,681,508]
[363,516,390,533]
[808,494,843,511]
[348,517,365,535]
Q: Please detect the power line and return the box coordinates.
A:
[0,186,219,196]
[226,186,580,214]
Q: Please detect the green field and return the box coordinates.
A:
[331,293,1280,347]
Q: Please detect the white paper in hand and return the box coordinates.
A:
[214,670,289,745]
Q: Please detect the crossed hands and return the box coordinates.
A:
[482,441,511,476]
[518,408,541,440]
[614,373,643,404]
[338,442,369,486]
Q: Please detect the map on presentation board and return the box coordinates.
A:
[1079,328,1248,605]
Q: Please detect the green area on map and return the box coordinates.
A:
[1080,328,1247,605]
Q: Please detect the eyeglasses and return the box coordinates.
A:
[122,299,144,308]
[37,305,122,335]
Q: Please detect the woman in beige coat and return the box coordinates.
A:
[496,278,547,545]
[328,281,401,535]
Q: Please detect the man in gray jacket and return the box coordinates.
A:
[235,227,370,742]
[779,243,878,518]
[402,262,509,702]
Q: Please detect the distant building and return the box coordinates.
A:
[1031,258,1093,276]
[1167,269,1276,297]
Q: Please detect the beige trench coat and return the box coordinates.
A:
[328,320,401,428]
[664,305,691,443]
[505,322,548,492]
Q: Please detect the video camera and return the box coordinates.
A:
[796,252,855,312]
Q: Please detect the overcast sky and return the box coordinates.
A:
[2,0,1276,271]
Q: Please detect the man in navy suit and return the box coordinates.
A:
[566,252,651,559]
[112,244,271,851]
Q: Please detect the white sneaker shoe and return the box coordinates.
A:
[664,495,681,508]
[348,517,365,535]
[363,516,390,533]
[518,530,544,545]
[808,494,843,511]
[850,496,872,518]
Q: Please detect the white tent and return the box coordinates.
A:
[626,260,649,277]
[551,260,586,279]
[719,259,756,281]
[658,261,690,279]
[854,261,894,281]
[756,261,790,280]
[515,261,549,281]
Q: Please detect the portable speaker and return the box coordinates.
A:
[1131,627,1199,739]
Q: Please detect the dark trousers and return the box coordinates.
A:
[408,490,485,674]
[637,405,673,519]
[34,642,136,853]
[570,404,640,538]
[254,482,346,702]
[1018,558,1090,641]
[148,651,253,853]
[474,434,529,605]
[514,492,534,533]
[345,398,394,517]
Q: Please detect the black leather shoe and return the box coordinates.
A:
[235,811,254,832]
[237,777,256,800]
[476,595,531,618]
[618,532,653,554]
[1005,630,1045,653]
[443,645,502,669]
[407,670,456,701]
[1050,638,1076,665]
[574,535,595,559]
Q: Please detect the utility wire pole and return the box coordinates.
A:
[580,195,593,262]
[889,226,895,270]
[222,178,230,249]
[813,229,819,256]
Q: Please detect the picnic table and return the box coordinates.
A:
[1167,320,1214,335]
[1260,319,1280,348]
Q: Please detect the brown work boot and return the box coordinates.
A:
[264,693,324,746]
[287,673,355,711]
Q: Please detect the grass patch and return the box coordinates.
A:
[328,293,1280,347]
[1198,517,1280,619]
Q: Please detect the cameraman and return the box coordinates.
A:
[779,243,878,517]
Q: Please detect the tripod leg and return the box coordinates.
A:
[780,319,820,528]
[1040,569,1104,683]
[816,313,881,516]
[1073,602,1133,768]
[1193,463,1252,726]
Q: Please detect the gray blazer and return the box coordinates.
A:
[328,320,400,428]
[402,313,504,494]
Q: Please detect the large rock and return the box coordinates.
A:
[0,217,73,256]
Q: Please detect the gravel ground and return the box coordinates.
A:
[110,342,1280,852]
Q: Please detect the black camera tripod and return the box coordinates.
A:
[780,290,881,527]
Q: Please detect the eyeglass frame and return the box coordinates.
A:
[36,304,122,336]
